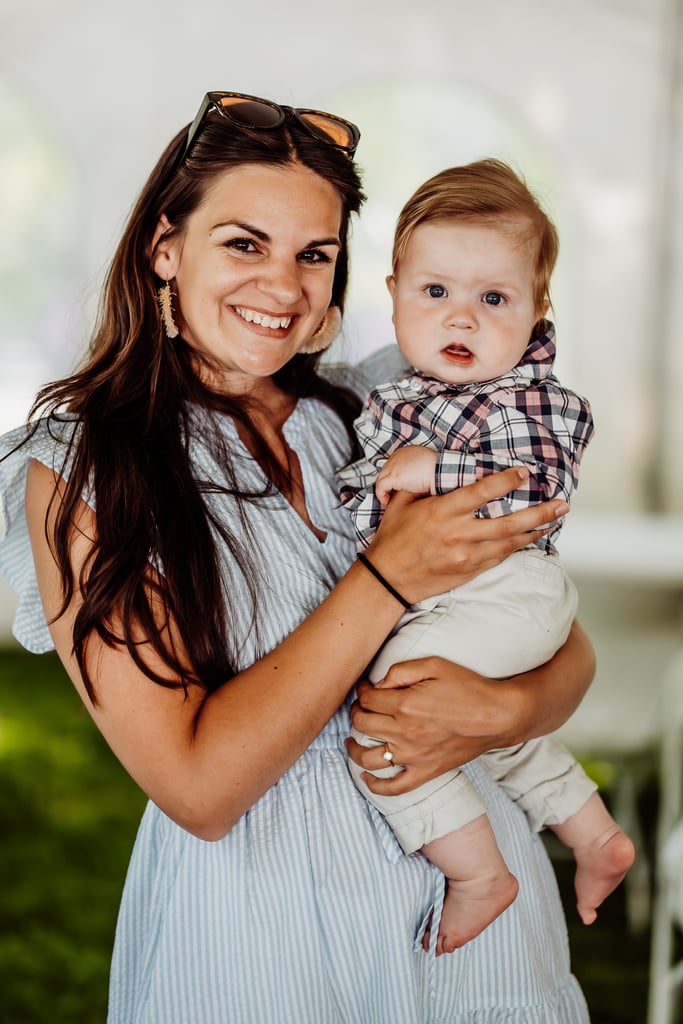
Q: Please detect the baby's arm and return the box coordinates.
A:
[375,446,438,504]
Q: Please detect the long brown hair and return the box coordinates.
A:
[28,108,365,702]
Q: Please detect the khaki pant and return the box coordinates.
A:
[349,549,597,853]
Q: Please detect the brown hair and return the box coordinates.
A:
[26,107,365,702]
[391,158,558,313]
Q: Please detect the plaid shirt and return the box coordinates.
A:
[338,323,594,553]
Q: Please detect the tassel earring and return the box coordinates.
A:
[158,280,179,339]
[300,306,342,354]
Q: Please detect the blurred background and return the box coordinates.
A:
[0,0,682,1020]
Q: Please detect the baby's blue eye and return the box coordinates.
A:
[483,291,504,306]
[426,284,446,299]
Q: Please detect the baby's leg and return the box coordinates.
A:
[421,814,518,955]
[551,792,635,924]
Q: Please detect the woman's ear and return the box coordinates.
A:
[151,214,181,280]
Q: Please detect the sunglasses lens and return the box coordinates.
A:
[298,112,358,151]
[217,96,282,128]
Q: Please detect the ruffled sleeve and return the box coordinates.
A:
[0,418,79,653]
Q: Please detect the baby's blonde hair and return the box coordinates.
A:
[391,158,559,314]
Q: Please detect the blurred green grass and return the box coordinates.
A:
[0,647,146,1022]
[0,646,653,1023]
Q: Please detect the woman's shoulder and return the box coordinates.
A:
[0,416,81,655]
[1,416,80,473]
[0,416,82,531]
[321,345,411,399]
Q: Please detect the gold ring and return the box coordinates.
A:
[383,744,394,763]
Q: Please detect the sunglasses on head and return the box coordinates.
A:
[183,91,361,160]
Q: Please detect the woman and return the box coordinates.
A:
[0,92,594,1022]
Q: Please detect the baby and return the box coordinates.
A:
[340,159,635,954]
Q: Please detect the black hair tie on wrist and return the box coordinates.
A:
[357,552,412,610]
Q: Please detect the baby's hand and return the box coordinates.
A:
[375,446,438,504]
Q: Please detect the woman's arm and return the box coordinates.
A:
[26,459,568,841]
[347,620,595,795]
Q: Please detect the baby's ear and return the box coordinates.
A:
[386,275,396,297]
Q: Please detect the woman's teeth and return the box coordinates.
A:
[235,307,293,330]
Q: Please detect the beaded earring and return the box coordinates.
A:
[158,280,179,339]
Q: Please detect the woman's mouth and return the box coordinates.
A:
[234,306,294,330]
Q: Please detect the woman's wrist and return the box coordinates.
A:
[490,674,534,747]
[463,673,530,752]
[356,551,412,610]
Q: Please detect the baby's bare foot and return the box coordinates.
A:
[422,869,518,955]
[574,825,635,925]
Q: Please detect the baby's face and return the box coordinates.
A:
[388,218,544,386]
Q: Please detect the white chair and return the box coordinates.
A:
[648,649,683,1024]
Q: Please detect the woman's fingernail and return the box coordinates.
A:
[555,501,570,516]
[517,467,530,480]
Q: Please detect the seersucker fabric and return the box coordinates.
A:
[0,350,590,1023]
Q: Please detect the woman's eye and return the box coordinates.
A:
[225,237,259,253]
[483,291,504,306]
[298,249,332,264]
[426,284,446,299]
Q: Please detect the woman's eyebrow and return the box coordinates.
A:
[211,221,341,249]
[211,220,270,239]
[308,236,342,249]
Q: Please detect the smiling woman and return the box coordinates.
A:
[151,163,343,391]
[0,91,595,1023]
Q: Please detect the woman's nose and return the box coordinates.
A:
[259,259,303,306]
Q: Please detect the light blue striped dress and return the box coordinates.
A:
[0,351,590,1023]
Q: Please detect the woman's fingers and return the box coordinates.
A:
[435,469,569,537]
[351,657,496,761]
[362,764,433,795]
[486,497,569,539]
[352,678,407,719]
[445,465,531,514]
[345,736,402,773]
[345,735,437,794]
[367,466,570,606]
[351,671,437,751]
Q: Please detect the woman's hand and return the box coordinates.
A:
[347,621,595,795]
[348,658,504,793]
[365,466,569,605]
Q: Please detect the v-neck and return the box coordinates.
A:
[230,399,329,545]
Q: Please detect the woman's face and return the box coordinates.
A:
[153,161,343,392]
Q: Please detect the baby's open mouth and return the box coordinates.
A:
[444,344,473,362]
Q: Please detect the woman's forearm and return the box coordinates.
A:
[502,619,595,745]
[186,560,408,832]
